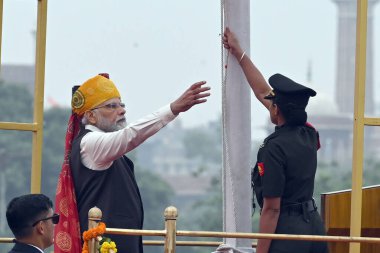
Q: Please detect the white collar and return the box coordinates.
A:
[85,124,105,133]
[27,243,44,253]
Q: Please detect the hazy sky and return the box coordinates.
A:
[4,0,380,139]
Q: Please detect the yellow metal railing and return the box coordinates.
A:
[350,0,380,252]
[30,0,48,193]
[0,122,38,131]
[350,0,367,252]
[0,0,48,193]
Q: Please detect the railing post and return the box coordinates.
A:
[88,207,102,253]
[164,206,178,253]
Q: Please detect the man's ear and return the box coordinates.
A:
[35,222,45,235]
[84,110,97,125]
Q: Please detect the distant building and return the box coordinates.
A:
[332,0,378,115]
[308,94,352,165]
[266,0,380,166]
[135,120,220,200]
[314,0,379,164]
[0,64,35,93]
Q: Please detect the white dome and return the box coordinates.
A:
[307,92,339,116]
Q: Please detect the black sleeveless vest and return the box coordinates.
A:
[70,129,144,253]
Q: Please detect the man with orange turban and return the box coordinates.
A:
[54,73,210,253]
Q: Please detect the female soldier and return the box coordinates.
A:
[223,28,328,253]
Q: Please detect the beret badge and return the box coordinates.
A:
[71,90,85,110]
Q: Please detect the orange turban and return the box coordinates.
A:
[71,75,120,116]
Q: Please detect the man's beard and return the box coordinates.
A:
[96,116,127,132]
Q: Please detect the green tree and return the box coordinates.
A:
[0,82,33,206]
[0,82,33,123]
[41,107,71,200]
[133,157,175,253]
[0,82,33,252]
[363,158,380,186]
[188,176,222,232]
[182,120,222,164]
[135,167,175,230]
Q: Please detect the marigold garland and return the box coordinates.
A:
[82,222,106,253]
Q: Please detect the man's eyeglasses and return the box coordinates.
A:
[32,213,60,227]
[92,102,126,111]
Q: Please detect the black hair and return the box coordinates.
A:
[270,91,310,126]
[276,102,308,126]
[6,194,53,239]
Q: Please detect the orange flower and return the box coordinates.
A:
[81,222,106,253]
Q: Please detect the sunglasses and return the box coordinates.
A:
[92,102,126,111]
[32,213,60,227]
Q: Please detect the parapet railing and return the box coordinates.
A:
[88,206,380,253]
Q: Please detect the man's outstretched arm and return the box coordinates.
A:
[170,81,210,115]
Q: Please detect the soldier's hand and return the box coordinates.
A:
[223,27,244,59]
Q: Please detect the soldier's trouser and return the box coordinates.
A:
[268,209,329,253]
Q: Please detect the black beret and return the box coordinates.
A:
[265,73,316,99]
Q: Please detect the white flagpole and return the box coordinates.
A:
[222,0,252,249]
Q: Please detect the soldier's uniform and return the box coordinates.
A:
[252,74,329,253]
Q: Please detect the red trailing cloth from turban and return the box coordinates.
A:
[54,73,111,252]
[54,106,82,252]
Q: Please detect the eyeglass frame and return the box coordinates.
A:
[32,213,60,227]
[92,102,126,111]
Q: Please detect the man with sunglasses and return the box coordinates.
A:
[55,73,210,253]
[6,194,59,253]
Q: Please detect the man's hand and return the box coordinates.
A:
[170,81,210,115]
[222,27,244,59]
